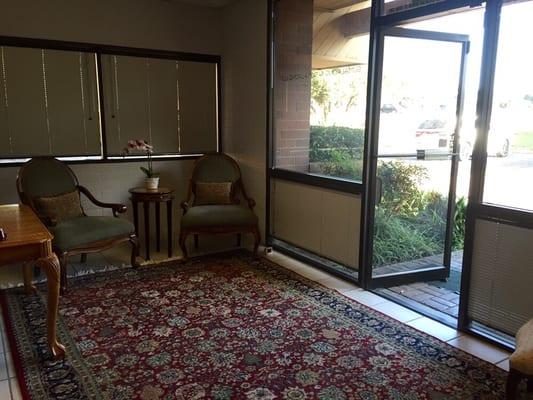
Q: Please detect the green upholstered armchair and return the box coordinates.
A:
[179,153,261,258]
[17,157,139,293]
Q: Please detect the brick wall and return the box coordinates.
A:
[274,0,313,172]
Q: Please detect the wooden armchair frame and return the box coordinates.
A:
[17,157,139,293]
[179,153,261,258]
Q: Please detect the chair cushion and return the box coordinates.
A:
[194,182,234,206]
[181,205,258,229]
[509,318,533,375]
[50,216,134,251]
[33,190,84,225]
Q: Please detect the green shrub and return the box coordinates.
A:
[373,208,441,266]
[317,150,363,180]
[452,196,467,250]
[310,125,364,163]
[377,161,428,216]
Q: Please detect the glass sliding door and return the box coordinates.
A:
[459,0,533,342]
[368,28,469,287]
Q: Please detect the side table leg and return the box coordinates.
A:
[132,200,140,257]
[167,200,173,258]
[144,201,150,260]
[23,262,37,295]
[155,202,161,253]
[36,254,66,360]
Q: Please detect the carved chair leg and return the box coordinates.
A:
[506,369,523,400]
[129,234,140,268]
[237,233,242,247]
[59,253,68,295]
[80,253,87,264]
[252,226,261,258]
[194,234,199,249]
[179,231,189,260]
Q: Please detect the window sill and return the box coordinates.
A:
[0,154,203,168]
[270,168,363,195]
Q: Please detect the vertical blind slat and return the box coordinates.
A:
[102,55,218,155]
[148,58,179,154]
[468,219,533,335]
[178,61,218,154]
[0,46,101,158]
[3,46,49,157]
[45,49,100,155]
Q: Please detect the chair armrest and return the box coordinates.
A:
[77,185,127,217]
[181,179,194,215]
[238,180,256,209]
[246,198,256,208]
[181,200,190,214]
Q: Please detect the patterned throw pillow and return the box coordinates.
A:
[194,182,234,206]
[33,190,84,226]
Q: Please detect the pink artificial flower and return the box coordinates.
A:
[122,139,153,154]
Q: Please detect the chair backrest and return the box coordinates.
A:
[192,153,242,184]
[17,157,79,204]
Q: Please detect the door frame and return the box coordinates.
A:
[361,25,470,289]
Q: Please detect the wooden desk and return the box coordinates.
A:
[0,204,65,359]
[129,187,174,260]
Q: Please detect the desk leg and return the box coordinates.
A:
[144,202,150,260]
[167,200,173,258]
[155,202,161,252]
[23,262,36,295]
[36,254,66,360]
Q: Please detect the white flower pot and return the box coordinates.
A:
[145,177,160,190]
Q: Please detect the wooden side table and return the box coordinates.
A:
[129,187,174,260]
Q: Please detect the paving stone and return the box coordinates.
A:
[450,297,460,305]
[430,297,456,308]
[420,299,451,312]
[440,292,460,302]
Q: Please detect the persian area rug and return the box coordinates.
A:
[1,252,510,399]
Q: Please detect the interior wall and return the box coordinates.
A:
[222,0,268,241]
[0,0,222,54]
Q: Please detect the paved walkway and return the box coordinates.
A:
[379,251,463,317]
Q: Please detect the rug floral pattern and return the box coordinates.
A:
[2,253,511,399]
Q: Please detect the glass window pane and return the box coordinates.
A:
[273,0,370,182]
[482,0,533,211]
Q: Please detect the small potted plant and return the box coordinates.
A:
[123,139,160,190]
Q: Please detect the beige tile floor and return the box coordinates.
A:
[0,248,511,399]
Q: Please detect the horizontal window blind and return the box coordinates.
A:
[468,219,533,335]
[101,55,218,156]
[0,46,101,157]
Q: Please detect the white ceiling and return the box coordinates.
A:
[169,0,235,7]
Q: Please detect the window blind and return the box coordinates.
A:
[0,46,100,157]
[177,61,218,154]
[468,219,533,336]
[101,55,218,156]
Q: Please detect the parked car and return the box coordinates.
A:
[381,103,398,113]
[415,118,512,160]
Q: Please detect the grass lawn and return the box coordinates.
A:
[513,131,533,152]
